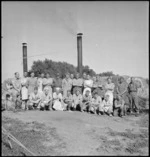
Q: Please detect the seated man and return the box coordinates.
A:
[82,90,92,112]
[28,87,41,110]
[113,95,126,117]
[72,89,83,111]
[53,88,65,111]
[99,94,113,116]
[40,87,52,111]
[63,90,73,111]
[89,92,102,114]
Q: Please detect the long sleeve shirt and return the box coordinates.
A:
[72,78,83,87]
[82,95,92,103]
[128,82,138,93]
[53,78,62,88]
[62,78,72,91]
[73,94,82,105]
[91,96,102,105]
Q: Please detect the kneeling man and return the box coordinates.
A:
[28,87,41,110]
[82,90,92,112]
[40,87,52,111]
[113,95,126,117]
[89,92,102,114]
[99,94,113,116]
[63,90,73,111]
[72,89,83,111]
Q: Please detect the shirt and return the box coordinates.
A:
[82,95,92,103]
[117,82,128,95]
[53,92,63,101]
[72,78,83,86]
[63,94,73,102]
[84,79,93,88]
[43,78,53,87]
[73,94,82,104]
[92,96,102,104]
[53,78,62,88]
[62,78,72,90]
[27,77,38,94]
[128,82,138,93]
[12,78,21,91]
[41,92,52,103]
[101,99,112,107]
[29,92,41,101]
[114,98,124,108]
[105,83,115,92]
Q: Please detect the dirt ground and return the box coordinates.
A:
[2,110,149,156]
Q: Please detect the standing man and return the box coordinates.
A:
[116,77,131,112]
[72,73,83,94]
[43,73,53,97]
[37,73,45,96]
[82,72,87,81]
[21,72,29,110]
[27,72,38,96]
[70,73,74,94]
[104,77,115,106]
[53,73,62,93]
[62,73,72,97]
[11,72,21,102]
[128,77,139,114]
[83,74,93,96]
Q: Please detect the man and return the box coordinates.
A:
[82,90,92,112]
[116,77,131,112]
[63,90,73,111]
[40,87,52,111]
[113,95,126,117]
[43,73,53,97]
[70,73,74,94]
[72,73,83,94]
[96,75,105,98]
[27,72,38,96]
[70,73,74,80]
[53,73,62,93]
[37,73,45,96]
[104,77,115,106]
[89,92,102,114]
[72,89,83,111]
[83,74,93,96]
[28,87,41,110]
[62,73,72,97]
[82,72,87,92]
[99,94,113,116]
[53,88,64,111]
[11,72,21,102]
[128,77,139,114]
[21,72,29,110]
[92,75,104,97]
[82,72,87,81]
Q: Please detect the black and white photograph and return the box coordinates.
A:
[1,1,149,156]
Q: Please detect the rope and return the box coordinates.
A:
[2,126,36,156]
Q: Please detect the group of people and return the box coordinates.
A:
[2,71,140,117]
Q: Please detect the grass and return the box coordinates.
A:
[2,116,66,156]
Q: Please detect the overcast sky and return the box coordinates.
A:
[2,1,149,81]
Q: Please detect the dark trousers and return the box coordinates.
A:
[130,92,139,111]
[113,105,125,116]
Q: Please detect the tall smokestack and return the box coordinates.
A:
[77,33,83,75]
[22,43,28,73]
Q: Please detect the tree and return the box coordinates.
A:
[98,71,115,77]
[82,65,96,76]
[29,59,78,78]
